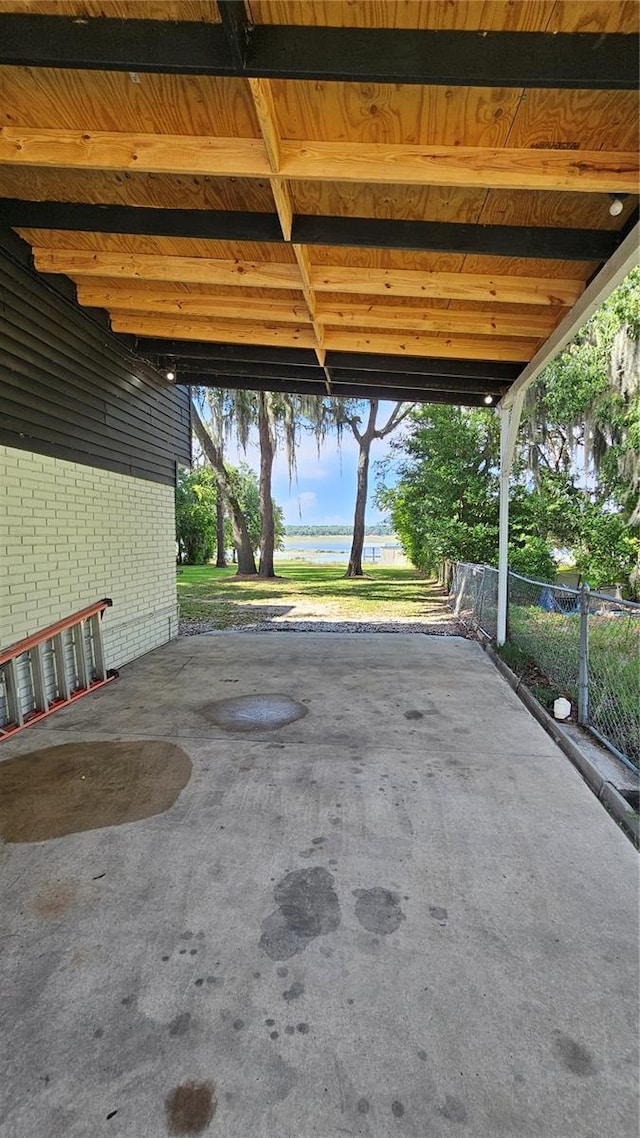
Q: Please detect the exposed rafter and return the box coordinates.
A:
[0,129,635,194]
[31,248,584,307]
[0,15,636,89]
[73,285,556,339]
[117,312,536,361]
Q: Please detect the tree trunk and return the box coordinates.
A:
[191,403,257,576]
[215,488,227,568]
[344,399,413,579]
[346,411,375,573]
[258,391,276,578]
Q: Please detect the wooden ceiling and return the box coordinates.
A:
[0,1,637,405]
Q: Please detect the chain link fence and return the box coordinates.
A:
[450,562,640,772]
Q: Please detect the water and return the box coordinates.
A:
[275,535,400,565]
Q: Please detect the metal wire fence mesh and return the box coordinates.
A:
[450,562,640,771]
[586,593,640,769]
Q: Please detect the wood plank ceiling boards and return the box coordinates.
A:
[0,0,637,405]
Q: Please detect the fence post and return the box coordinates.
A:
[578,583,590,725]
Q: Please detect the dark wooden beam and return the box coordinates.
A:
[179,367,506,397]
[328,369,507,396]
[325,351,521,382]
[136,339,520,381]
[292,214,620,263]
[0,199,621,262]
[160,358,327,384]
[0,14,234,75]
[218,0,251,70]
[181,372,489,406]
[0,15,636,89]
[0,200,282,243]
[135,339,320,368]
[248,25,638,89]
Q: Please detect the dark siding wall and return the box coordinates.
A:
[0,238,191,484]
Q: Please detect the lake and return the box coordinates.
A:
[275,534,404,565]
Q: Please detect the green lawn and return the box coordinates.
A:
[177,562,447,626]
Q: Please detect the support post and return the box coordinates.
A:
[497,391,524,646]
[578,584,590,725]
[497,407,510,646]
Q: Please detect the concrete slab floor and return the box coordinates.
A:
[0,633,637,1138]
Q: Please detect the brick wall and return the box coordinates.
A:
[0,445,178,668]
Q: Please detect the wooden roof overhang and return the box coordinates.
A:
[0,1,638,407]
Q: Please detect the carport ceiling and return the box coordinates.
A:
[0,0,638,406]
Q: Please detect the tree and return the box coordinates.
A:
[379,405,558,580]
[226,462,286,557]
[379,405,500,572]
[206,387,310,578]
[175,467,218,565]
[206,389,228,568]
[257,390,277,577]
[191,402,257,576]
[522,266,640,592]
[338,399,414,577]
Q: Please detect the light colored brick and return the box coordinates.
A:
[0,445,177,667]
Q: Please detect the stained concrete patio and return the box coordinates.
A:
[0,633,637,1138]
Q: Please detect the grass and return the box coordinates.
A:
[177,562,447,625]
[503,603,640,766]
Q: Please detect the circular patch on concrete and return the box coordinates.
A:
[0,741,192,843]
[202,694,308,732]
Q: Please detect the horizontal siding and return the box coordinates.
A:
[0,240,191,484]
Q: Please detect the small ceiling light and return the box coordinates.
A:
[609,195,625,217]
[484,394,494,405]
[166,369,175,381]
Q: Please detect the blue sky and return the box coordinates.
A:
[223,403,402,527]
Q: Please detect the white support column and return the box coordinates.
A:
[497,391,524,646]
[497,406,511,647]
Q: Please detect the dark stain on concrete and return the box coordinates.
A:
[429,906,448,923]
[168,1013,191,1037]
[391,1100,405,1118]
[404,710,423,720]
[165,1081,216,1135]
[201,694,308,732]
[270,1030,279,1040]
[283,981,305,1002]
[296,1022,309,1034]
[259,867,341,960]
[357,1098,370,1114]
[311,836,326,845]
[438,1094,468,1123]
[553,1032,596,1076]
[0,741,192,842]
[277,967,288,978]
[232,1019,245,1031]
[285,1025,295,1035]
[417,1049,427,1061]
[353,888,405,935]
